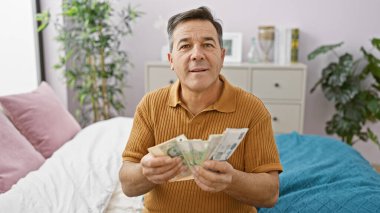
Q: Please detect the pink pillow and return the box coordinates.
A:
[0,82,81,158]
[0,111,45,193]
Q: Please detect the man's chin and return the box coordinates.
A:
[183,80,216,93]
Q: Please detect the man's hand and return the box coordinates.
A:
[141,153,185,184]
[193,160,234,192]
[193,159,280,207]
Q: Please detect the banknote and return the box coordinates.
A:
[147,128,248,181]
[176,140,194,167]
[204,134,223,160]
[207,128,248,161]
[148,137,182,157]
[148,135,193,181]
[190,140,209,166]
[177,140,209,173]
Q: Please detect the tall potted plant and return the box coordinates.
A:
[37,0,142,126]
[308,38,380,148]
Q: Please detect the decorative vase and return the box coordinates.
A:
[247,37,261,63]
[258,26,275,63]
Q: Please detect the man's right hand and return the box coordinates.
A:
[141,153,185,184]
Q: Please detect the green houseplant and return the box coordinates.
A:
[37,0,142,126]
[308,38,380,148]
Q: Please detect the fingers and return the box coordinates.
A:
[143,160,178,176]
[193,161,233,192]
[145,161,184,184]
[141,154,175,168]
[202,160,231,173]
[194,174,216,192]
[141,153,185,184]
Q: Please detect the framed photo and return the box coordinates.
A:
[222,32,242,63]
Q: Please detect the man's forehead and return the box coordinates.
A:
[172,20,218,40]
[177,36,216,44]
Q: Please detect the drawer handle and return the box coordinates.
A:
[274,83,280,88]
[273,117,278,122]
[169,80,175,84]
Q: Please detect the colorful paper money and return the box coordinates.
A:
[147,128,248,181]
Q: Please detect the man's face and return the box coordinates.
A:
[168,20,225,93]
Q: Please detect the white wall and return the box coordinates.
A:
[40,1,67,107]
[0,1,39,95]
[41,0,380,163]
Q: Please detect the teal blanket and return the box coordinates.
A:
[260,132,380,213]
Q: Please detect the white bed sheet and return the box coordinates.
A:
[0,117,143,212]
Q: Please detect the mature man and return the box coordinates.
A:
[119,6,282,213]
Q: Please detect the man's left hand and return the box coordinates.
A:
[193,160,235,192]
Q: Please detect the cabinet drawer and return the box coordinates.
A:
[252,70,304,100]
[146,67,177,92]
[265,103,301,133]
[221,68,251,92]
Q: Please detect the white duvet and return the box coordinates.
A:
[0,117,143,213]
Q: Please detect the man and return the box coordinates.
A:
[119,6,282,213]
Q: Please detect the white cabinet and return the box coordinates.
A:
[252,70,304,100]
[145,63,177,92]
[221,66,251,92]
[145,62,307,134]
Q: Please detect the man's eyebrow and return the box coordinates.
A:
[176,36,217,46]
[177,38,190,46]
[203,37,217,43]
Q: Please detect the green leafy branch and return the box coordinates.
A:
[308,38,380,148]
[37,0,143,126]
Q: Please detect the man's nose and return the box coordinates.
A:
[191,45,205,61]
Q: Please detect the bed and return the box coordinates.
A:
[0,83,144,212]
[260,133,380,213]
[1,84,380,212]
[1,117,379,212]
[0,117,143,212]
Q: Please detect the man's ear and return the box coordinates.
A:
[168,52,174,70]
[221,48,226,63]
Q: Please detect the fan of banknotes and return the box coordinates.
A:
[148,128,248,181]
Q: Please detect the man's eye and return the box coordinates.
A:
[179,44,190,50]
[204,43,214,48]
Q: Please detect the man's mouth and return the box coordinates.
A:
[189,68,208,72]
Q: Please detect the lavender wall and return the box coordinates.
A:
[42,0,380,163]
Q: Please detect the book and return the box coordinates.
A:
[274,27,300,64]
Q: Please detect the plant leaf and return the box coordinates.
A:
[308,42,344,60]
[371,38,380,51]
[367,128,380,148]
[361,46,380,84]
[36,11,50,32]
[310,79,322,93]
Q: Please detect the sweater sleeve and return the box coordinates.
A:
[122,95,155,162]
[244,113,283,173]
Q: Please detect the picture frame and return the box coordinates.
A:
[222,32,242,63]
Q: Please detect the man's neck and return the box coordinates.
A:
[180,79,223,116]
